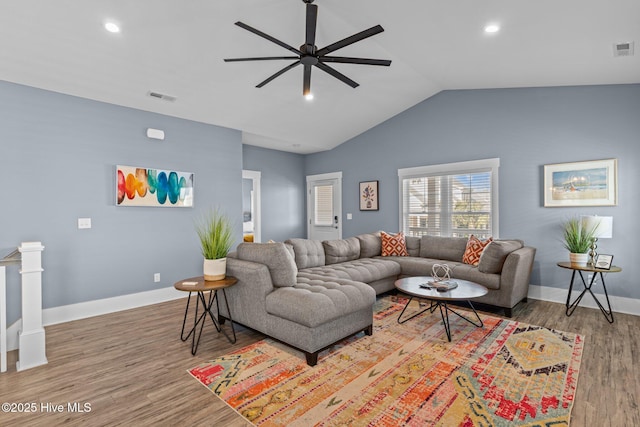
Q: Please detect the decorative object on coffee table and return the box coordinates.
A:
[196,208,234,280]
[359,180,378,211]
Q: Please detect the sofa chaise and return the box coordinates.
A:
[218,232,535,365]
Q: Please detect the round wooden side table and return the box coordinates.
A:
[557,262,622,323]
[174,276,237,355]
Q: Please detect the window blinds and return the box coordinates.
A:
[400,164,495,239]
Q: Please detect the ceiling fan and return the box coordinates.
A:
[224,0,391,98]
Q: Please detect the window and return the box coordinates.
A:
[398,158,499,239]
[314,184,334,226]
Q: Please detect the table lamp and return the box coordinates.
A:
[581,215,613,266]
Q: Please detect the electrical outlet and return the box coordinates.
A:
[154,273,161,283]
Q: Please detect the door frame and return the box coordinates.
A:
[306,171,342,240]
[242,170,261,243]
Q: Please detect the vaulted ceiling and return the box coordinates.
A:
[1,1,638,153]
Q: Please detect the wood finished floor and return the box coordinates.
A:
[0,295,638,426]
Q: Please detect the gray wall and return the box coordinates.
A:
[306,84,640,299]
[0,81,243,324]
[243,145,306,242]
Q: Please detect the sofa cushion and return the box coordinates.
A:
[237,242,297,287]
[419,236,468,262]
[478,240,524,274]
[380,231,409,256]
[285,238,325,269]
[299,258,401,284]
[383,256,441,277]
[462,235,493,266]
[405,236,420,257]
[451,264,501,290]
[356,232,381,258]
[265,277,375,327]
[323,237,360,265]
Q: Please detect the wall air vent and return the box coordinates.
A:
[147,91,177,102]
[613,41,634,57]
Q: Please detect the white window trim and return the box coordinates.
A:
[397,158,500,237]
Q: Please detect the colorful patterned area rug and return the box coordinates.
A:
[188,296,584,426]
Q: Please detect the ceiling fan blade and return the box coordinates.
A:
[256,60,301,88]
[224,56,300,62]
[235,21,300,55]
[319,56,391,66]
[316,25,384,57]
[303,64,312,96]
[315,62,359,88]
[305,3,318,48]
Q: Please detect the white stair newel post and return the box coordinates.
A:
[17,241,47,371]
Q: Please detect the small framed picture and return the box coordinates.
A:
[359,180,379,211]
[595,254,613,270]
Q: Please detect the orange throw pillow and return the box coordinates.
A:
[462,235,493,266]
[381,231,409,257]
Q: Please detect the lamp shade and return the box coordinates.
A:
[581,215,613,238]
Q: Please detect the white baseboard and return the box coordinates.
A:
[5,284,638,353]
[6,286,185,352]
[527,284,640,317]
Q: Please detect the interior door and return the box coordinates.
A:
[307,172,342,241]
[242,170,261,243]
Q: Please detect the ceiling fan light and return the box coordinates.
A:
[484,24,500,33]
[104,22,121,33]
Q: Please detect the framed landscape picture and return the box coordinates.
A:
[360,180,379,211]
[543,159,617,207]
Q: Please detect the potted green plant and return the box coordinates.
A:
[196,208,234,281]
[562,216,597,266]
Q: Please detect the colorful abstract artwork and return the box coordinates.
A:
[116,165,194,207]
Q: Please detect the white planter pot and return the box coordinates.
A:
[569,252,589,267]
[203,258,226,281]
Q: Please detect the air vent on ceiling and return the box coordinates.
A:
[613,41,634,57]
[148,91,177,102]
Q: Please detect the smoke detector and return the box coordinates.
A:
[613,41,634,57]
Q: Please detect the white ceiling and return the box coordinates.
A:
[1,1,638,154]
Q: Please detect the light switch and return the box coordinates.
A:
[347,213,353,220]
[78,218,92,229]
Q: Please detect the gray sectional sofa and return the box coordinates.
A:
[218,232,535,366]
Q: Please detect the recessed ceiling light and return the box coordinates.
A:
[304,93,314,101]
[104,22,121,33]
[484,24,500,34]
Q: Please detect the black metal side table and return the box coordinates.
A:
[557,262,622,323]
[174,276,237,355]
